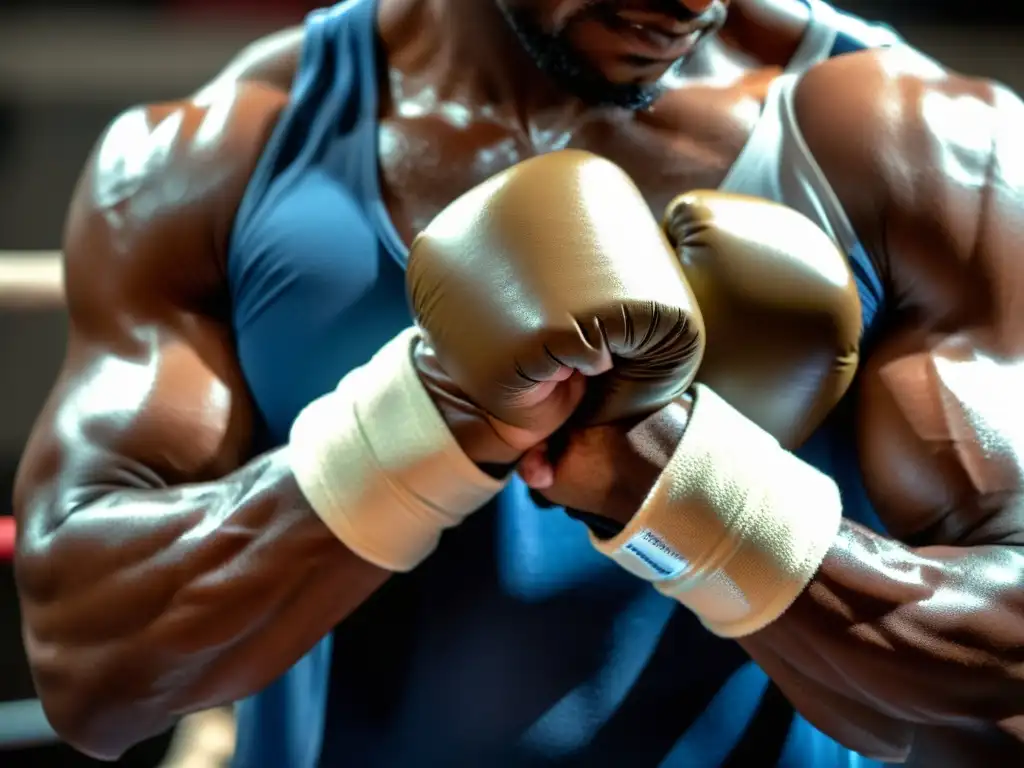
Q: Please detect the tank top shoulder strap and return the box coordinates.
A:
[720,74,857,257]
[230,0,380,251]
[720,73,886,335]
[785,1,839,72]
[787,1,903,72]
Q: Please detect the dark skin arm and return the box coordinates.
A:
[14,78,565,760]
[524,49,1024,762]
[754,48,1024,761]
[12,86,389,760]
[0,29,302,315]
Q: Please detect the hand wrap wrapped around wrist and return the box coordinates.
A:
[289,328,506,572]
[592,384,842,637]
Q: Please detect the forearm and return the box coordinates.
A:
[744,521,1024,730]
[614,396,1024,725]
[17,448,388,758]
[546,394,1024,737]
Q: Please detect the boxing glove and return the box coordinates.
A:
[592,192,861,638]
[664,191,861,447]
[407,149,705,431]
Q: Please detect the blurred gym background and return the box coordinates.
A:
[0,1,1017,765]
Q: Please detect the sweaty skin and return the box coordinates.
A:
[521,49,1024,764]
[13,87,393,757]
[12,0,1024,763]
[0,2,805,313]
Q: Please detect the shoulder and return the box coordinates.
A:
[790,48,1019,311]
[793,46,1015,208]
[794,46,1005,160]
[64,83,289,313]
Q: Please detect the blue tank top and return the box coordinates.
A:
[227,2,894,765]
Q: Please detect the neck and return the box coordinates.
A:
[377,0,596,124]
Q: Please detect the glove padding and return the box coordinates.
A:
[407,149,705,431]
[593,192,862,636]
[664,190,861,447]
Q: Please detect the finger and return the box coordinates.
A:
[517,450,553,488]
[549,364,575,382]
[530,372,589,439]
[501,372,588,440]
[556,371,588,414]
[518,448,554,488]
[507,365,577,409]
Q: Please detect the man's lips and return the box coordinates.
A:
[617,9,696,38]
[592,6,706,61]
[616,24,702,62]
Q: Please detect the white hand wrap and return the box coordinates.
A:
[288,327,506,572]
[592,384,842,637]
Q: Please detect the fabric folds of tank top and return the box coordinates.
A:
[719,73,861,258]
[786,0,841,72]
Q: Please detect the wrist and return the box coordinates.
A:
[605,393,693,524]
[289,328,506,572]
[428,395,524,470]
[413,336,526,469]
[591,384,842,637]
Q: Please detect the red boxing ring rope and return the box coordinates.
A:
[0,517,13,563]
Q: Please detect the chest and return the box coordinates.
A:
[378,84,766,244]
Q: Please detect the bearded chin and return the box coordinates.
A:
[496,4,668,110]
[497,1,727,110]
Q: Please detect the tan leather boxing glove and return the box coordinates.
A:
[407,149,706,432]
[666,191,861,447]
[592,192,861,638]
[289,153,706,577]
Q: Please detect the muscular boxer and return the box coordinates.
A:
[12,2,1024,768]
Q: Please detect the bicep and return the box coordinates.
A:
[745,326,1024,753]
[15,104,257,529]
[855,76,1024,547]
[856,323,1024,547]
[16,295,254,542]
[758,59,1024,750]
[795,52,1024,544]
[857,309,1024,579]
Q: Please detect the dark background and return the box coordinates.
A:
[1,1,1021,765]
